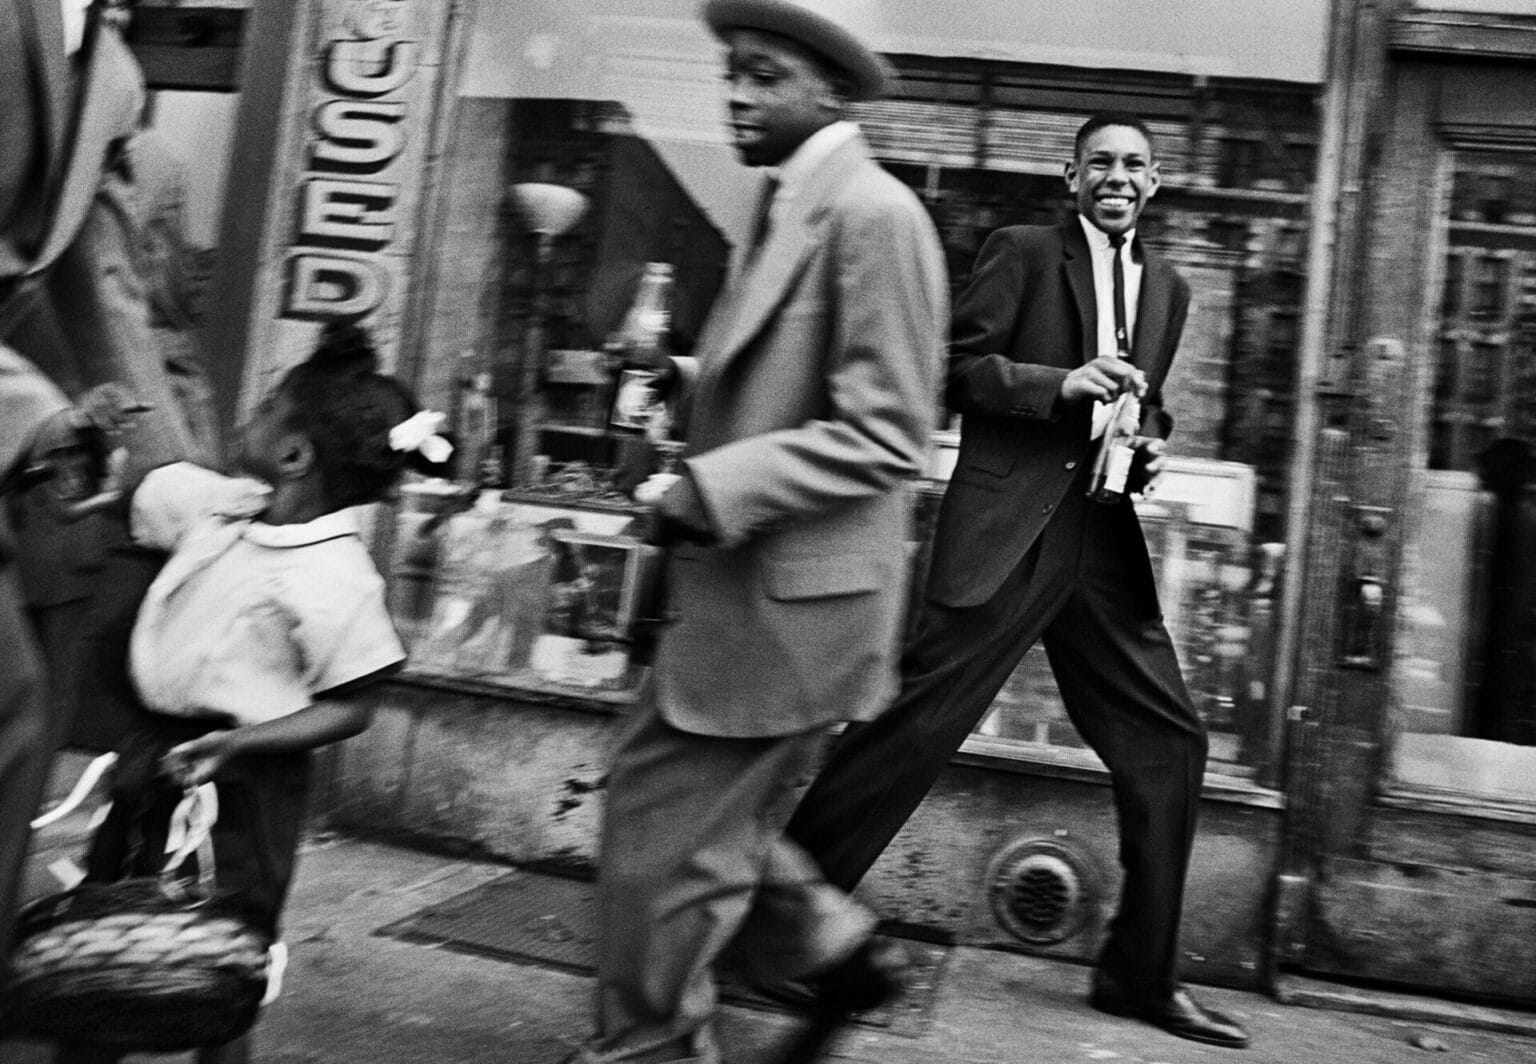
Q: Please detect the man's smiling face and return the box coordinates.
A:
[1066,123,1160,238]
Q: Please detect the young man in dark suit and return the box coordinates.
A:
[782,111,1251,1050]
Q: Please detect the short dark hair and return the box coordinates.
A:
[278,321,439,508]
[1074,111,1156,161]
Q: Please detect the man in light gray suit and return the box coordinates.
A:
[569,3,948,1062]
[0,0,167,961]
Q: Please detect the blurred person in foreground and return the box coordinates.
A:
[0,0,205,969]
[0,350,138,967]
[568,2,947,1062]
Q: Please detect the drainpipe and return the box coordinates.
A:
[1270,0,1367,744]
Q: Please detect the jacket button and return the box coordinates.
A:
[1042,503,1053,513]
[1064,460,1077,470]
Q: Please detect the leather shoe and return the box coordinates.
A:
[806,937,909,1016]
[748,974,818,1010]
[1089,970,1250,1049]
[771,938,910,1063]
[750,937,908,1014]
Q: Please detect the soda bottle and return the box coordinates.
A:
[1086,389,1140,504]
[610,262,673,369]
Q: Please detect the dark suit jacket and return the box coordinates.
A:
[927,219,1190,608]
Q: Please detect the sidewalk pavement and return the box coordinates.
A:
[5,772,1536,1064]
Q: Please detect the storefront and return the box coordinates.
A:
[139,0,1533,1004]
[1269,0,1536,1004]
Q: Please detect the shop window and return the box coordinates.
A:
[1472,255,1509,319]
[1391,147,1536,805]
[384,32,1315,780]
[975,461,1285,788]
[1441,252,1464,317]
[1217,137,1260,189]
[376,94,732,697]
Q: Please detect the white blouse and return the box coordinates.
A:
[129,463,405,726]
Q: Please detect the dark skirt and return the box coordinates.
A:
[83,718,312,939]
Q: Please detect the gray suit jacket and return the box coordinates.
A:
[0,346,71,556]
[655,132,948,738]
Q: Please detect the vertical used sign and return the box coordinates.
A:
[239,0,459,407]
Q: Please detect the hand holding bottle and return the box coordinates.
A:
[1087,388,1142,505]
[607,262,675,374]
[1128,435,1167,495]
[1061,355,1146,405]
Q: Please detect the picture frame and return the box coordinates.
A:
[541,528,661,643]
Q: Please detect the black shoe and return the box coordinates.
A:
[772,939,910,1064]
[749,975,819,1010]
[1089,970,1251,1049]
[810,937,909,1015]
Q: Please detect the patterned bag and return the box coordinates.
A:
[4,775,280,1051]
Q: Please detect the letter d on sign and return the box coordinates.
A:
[284,253,387,319]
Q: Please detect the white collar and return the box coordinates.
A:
[240,507,361,549]
[1078,214,1136,254]
[61,0,91,56]
[766,121,859,208]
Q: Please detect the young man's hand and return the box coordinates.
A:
[1129,436,1168,495]
[1061,355,1146,405]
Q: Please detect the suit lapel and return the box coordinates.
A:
[1130,245,1174,378]
[701,135,870,380]
[32,27,144,275]
[1059,221,1097,364]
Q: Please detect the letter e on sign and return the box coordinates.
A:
[300,179,397,249]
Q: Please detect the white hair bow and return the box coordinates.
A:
[389,411,454,464]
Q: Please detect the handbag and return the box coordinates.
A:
[4,760,282,1050]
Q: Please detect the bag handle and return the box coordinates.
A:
[32,752,219,892]
[29,752,118,829]
[162,782,218,893]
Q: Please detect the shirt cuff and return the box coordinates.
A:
[659,469,717,540]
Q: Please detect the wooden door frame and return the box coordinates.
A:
[1273,1,1536,1001]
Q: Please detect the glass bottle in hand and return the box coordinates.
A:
[1086,388,1141,504]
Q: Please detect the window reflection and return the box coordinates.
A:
[976,467,1285,787]
[1391,148,1536,803]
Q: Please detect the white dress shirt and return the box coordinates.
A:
[740,120,861,272]
[1079,215,1143,438]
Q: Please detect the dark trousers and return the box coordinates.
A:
[82,723,312,940]
[784,475,1208,993]
[0,559,50,961]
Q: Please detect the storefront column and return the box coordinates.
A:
[202,0,472,422]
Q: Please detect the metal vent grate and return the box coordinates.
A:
[987,838,1098,946]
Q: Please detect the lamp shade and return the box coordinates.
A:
[509,182,588,237]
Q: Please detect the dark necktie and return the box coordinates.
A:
[1109,233,1129,355]
[747,176,778,263]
